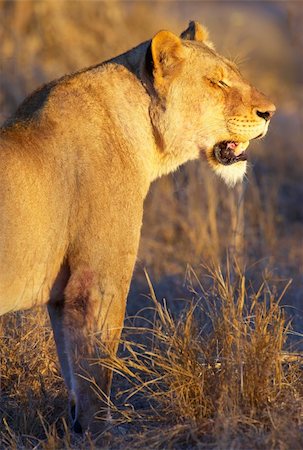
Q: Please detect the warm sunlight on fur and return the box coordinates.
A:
[0,19,275,434]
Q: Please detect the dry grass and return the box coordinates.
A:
[0,1,303,448]
[101,266,303,449]
[1,265,301,449]
[0,310,65,448]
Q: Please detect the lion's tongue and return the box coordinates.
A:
[226,142,238,158]
[227,141,249,156]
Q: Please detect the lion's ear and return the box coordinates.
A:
[180,21,215,49]
[146,30,184,94]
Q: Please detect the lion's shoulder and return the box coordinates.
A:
[2,52,144,130]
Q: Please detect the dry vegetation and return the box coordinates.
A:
[0,1,302,449]
[109,267,302,449]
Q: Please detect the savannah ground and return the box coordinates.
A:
[0,1,302,449]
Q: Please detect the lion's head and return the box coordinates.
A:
[143,21,276,185]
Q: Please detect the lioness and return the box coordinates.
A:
[0,21,275,433]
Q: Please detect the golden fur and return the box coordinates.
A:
[0,21,275,433]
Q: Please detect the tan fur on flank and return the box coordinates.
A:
[0,21,275,433]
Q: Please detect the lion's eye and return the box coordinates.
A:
[218,80,229,88]
[207,78,230,89]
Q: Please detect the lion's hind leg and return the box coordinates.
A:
[47,263,75,422]
[48,301,72,391]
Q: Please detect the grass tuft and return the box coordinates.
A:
[102,265,302,449]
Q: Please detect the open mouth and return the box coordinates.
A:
[213,141,248,166]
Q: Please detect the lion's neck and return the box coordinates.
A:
[108,43,199,181]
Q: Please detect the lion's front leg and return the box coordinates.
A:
[63,267,129,434]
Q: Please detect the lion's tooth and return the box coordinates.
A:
[234,141,249,156]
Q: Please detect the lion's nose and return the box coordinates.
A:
[255,107,276,121]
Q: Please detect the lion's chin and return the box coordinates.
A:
[206,140,249,186]
[212,160,247,187]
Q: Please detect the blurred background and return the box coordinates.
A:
[0,1,303,445]
[0,0,302,336]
